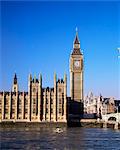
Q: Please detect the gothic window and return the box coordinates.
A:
[59,88,61,92]
[62,98,64,105]
[19,104,22,109]
[5,109,8,114]
[62,108,64,116]
[51,108,53,113]
[12,109,15,113]
[46,108,48,113]
[12,100,15,105]
[11,115,14,119]
[59,108,62,114]
[25,109,27,113]
[46,98,48,104]
[25,100,28,105]
[59,99,62,104]
[19,109,22,113]
[5,100,8,105]
[33,88,36,93]
[33,108,36,113]
[19,99,21,103]
[33,98,36,104]
[5,116,8,119]
[14,87,16,92]
[51,99,53,104]
[0,99,1,105]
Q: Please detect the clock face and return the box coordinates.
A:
[74,60,80,67]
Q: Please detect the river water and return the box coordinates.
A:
[0,126,120,150]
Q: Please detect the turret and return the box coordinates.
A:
[28,74,32,121]
[39,74,42,87]
[28,74,32,92]
[38,74,42,121]
[54,73,57,121]
[64,73,67,121]
[63,74,67,96]
[54,73,57,88]
[12,73,18,92]
[64,74,67,84]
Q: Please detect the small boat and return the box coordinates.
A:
[54,127,63,133]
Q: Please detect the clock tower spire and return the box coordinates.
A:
[70,29,83,102]
[72,28,81,55]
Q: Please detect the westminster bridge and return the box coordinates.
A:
[101,113,120,129]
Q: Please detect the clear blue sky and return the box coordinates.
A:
[1,1,120,99]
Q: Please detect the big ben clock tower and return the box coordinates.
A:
[70,30,83,102]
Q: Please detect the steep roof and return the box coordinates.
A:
[72,30,82,55]
[74,33,80,44]
[14,73,17,84]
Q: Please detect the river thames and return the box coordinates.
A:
[0,126,120,150]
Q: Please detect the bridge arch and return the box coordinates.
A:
[108,117,117,121]
[102,113,120,123]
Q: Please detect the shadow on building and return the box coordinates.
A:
[115,100,120,113]
[67,97,84,127]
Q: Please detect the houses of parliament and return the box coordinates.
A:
[0,31,84,123]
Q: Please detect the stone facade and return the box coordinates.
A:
[101,97,115,115]
[0,73,67,122]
